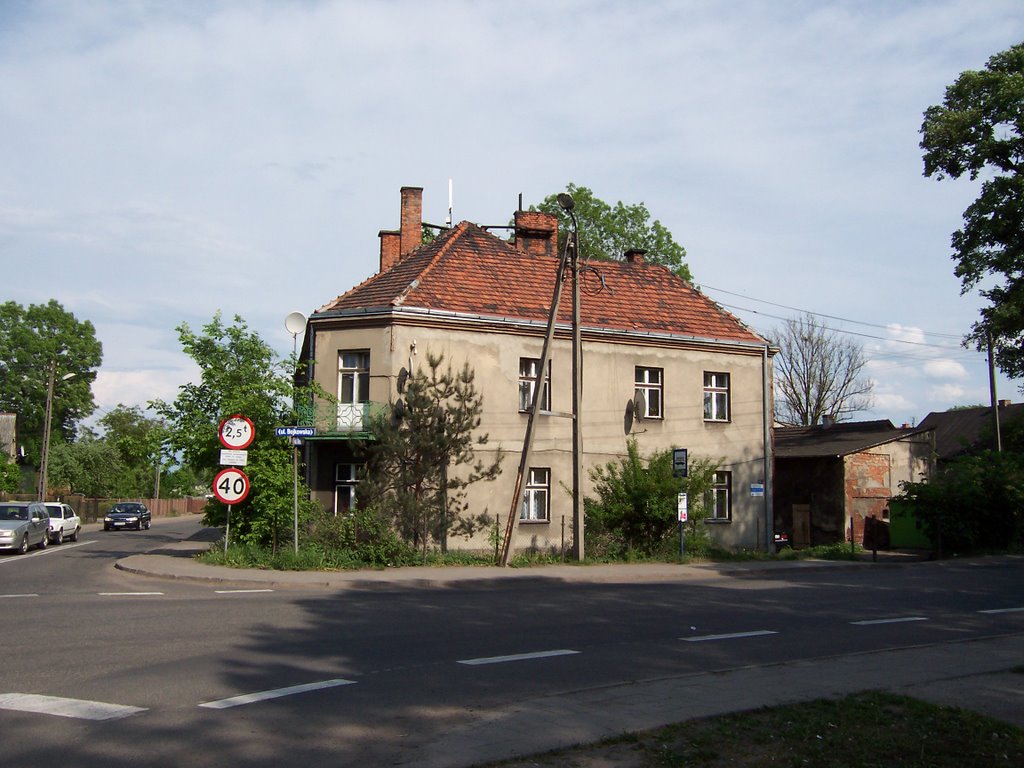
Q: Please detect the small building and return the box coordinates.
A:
[297,186,777,554]
[773,420,933,547]
[918,401,1024,460]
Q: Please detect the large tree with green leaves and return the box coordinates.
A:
[358,352,503,555]
[530,184,691,280]
[151,313,319,546]
[0,300,101,462]
[920,42,1024,381]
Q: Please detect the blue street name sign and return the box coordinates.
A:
[275,426,316,438]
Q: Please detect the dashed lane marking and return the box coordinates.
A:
[850,616,928,626]
[214,589,275,594]
[98,592,165,597]
[199,678,356,709]
[682,630,778,642]
[0,693,146,721]
[458,649,581,666]
[978,607,1024,614]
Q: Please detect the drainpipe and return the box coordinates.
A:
[762,345,774,552]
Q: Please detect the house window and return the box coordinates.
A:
[338,351,370,430]
[519,358,551,412]
[334,463,361,516]
[520,467,550,522]
[634,367,663,419]
[703,371,730,422]
[706,471,732,521]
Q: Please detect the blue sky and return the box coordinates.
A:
[2,0,1022,427]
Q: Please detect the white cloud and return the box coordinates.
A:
[923,359,969,380]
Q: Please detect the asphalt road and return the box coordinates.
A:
[1,518,1022,767]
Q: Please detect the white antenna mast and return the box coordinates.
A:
[446,178,453,227]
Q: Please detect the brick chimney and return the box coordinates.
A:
[514,210,558,258]
[625,249,646,264]
[400,186,423,258]
[378,229,401,272]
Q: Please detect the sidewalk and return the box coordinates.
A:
[112,519,1024,766]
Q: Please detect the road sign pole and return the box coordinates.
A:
[224,503,232,556]
[293,442,299,555]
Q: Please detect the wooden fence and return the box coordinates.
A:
[0,493,209,523]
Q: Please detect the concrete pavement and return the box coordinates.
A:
[109,516,1024,767]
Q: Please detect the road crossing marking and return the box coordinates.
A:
[457,649,580,666]
[850,616,928,626]
[199,678,356,709]
[0,693,146,721]
[682,630,778,642]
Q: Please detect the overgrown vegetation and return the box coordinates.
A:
[490,691,1024,767]
[894,450,1024,555]
[585,439,719,559]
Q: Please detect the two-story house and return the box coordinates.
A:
[297,186,775,554]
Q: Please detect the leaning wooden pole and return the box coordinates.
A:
[498,236,573,566]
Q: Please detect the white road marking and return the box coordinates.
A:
[98,592,165,597]
[457,649,581,666]
[0,539,96,565]
[978,607,1024,614]
[214,589,274,594]
[0,594,39,598]
[682,630,778,642]
[0,693,146,721]
[851,616,928,626]
[199,678,356,709]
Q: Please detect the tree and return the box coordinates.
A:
[151,313,317,546]
[769,314,874,426]
[47,432,132,498]
[358,352,503,555]
[97,405,167,497]
[0,300,101,462]
[920,42,1024,381]
[0,453,20,494]
[585,439,719,558]
[531,184,692,280]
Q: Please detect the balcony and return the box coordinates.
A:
[296,401,385,439]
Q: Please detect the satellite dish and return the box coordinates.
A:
[624,399,634,435]
[284,311,306,336]
[632,390,646,423]
[391,398,406,426]
[397,367,409,394]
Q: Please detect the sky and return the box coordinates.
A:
[2,0,1022,429]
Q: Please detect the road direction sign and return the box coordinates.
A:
[212,467,250,504]
[219,415,255,450]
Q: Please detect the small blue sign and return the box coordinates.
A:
[275,426,316,437]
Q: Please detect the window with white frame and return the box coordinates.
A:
[520,467,550,522]
[334,463,361,516]
[519,358,551,412]
[705,471,732,521]
[703,371,730,422]
[634,366,663,419]
[339,351,370,405]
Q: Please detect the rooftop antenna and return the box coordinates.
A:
[445,178,453,227]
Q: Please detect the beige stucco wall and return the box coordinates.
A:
[308,318,772,554]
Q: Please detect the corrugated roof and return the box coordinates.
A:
[316,222,765,345]
[774,420,931,458]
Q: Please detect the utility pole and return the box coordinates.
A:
[987,329,1002,452]
[566,196,584,561]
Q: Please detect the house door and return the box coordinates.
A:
[792,504,811,548]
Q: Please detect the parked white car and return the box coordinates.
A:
[44,502,81,544]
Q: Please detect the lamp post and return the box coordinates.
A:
[557,193,585,561]
[38,362,75,501]
[285,311,307,555]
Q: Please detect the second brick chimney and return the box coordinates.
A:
[400,186,423,259]
[514,210,558,258]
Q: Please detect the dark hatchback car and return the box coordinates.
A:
[103,502,152,531]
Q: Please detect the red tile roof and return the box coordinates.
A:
[316,222,765,345]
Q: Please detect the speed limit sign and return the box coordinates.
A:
[213,467,250,504]
[218,414,255,450]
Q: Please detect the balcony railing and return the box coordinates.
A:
[296,400,385,438]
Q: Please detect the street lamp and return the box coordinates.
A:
[557,193,585,561]
[284,311,307,555]
[38,363,76,501]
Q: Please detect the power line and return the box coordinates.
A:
[702,284,966,341]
